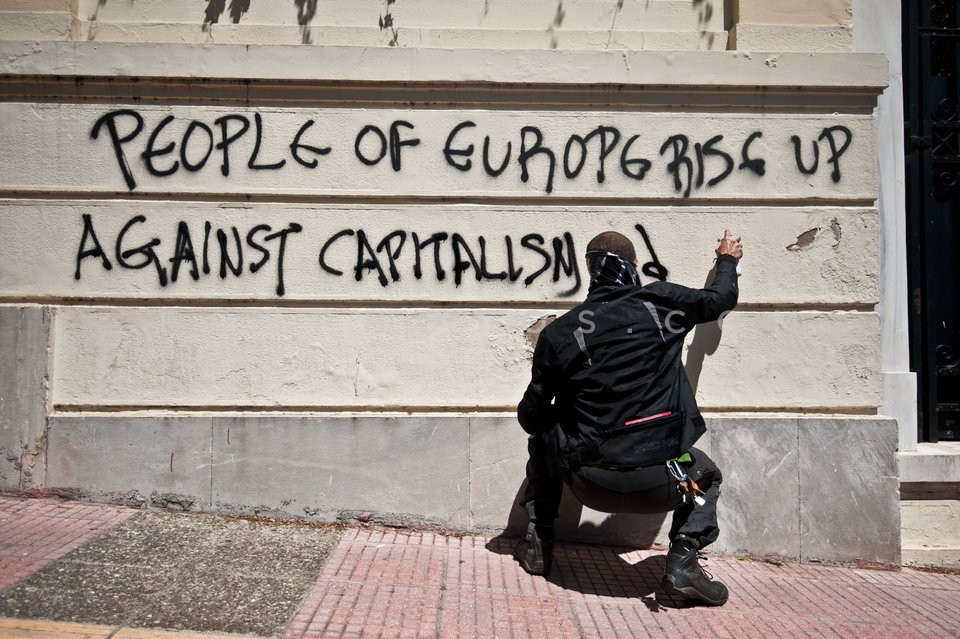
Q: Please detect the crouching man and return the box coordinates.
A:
[514,229,743,606]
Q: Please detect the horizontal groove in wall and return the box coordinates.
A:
[1,298,877,312]
[899,482,960,500]
[11,297,580,310]
[0,78,882,113]
[50,405,879,416]
[0,191,880,209]
[704,406,880,416]
[51,405,519,415]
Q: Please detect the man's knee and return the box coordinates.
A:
[690,449,722,488]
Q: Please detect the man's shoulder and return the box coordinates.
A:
[534,301,596,347]
[541,284,690,336]
[637,280,697,304]
[583,283,680,310]
[543,304,590,334]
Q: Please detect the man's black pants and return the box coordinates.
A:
[520,433,722,550]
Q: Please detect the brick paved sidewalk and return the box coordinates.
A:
[2,496,960,638]
[0,495,135,591]
[293,528,960,639]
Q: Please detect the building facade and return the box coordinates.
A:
[0,0,954,566]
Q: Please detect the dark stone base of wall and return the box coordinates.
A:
[26,412,900,566]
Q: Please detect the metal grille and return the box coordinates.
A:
[905,0,960,441]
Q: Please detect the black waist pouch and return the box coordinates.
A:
[591,410,685,470]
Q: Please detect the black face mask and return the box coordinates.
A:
[586,251,640,291]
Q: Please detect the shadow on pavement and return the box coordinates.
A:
[484,533,695,609]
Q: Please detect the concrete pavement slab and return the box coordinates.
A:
[0,498,341,637]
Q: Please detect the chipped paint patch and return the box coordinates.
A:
[787,218,841,251]
[787,227,821,251]
[524,314,557,349]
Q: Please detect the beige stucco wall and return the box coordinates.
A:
[45,307,878,411]
[3,0,729,49]
[1,201,879,305]
[736,0,851,25]
[1,0,858,50]
[0,91,883,412]
[732,0,853,51]
[0,1,901,562]
[0,104,878,199]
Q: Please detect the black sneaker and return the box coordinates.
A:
[513,525,554,576]
[663,547,729,606]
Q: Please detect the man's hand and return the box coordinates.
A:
[716,229,743,261]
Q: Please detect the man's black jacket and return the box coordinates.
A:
[517,254,739,470]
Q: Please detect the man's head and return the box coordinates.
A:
[586,231,637,265]
[584,231,641,289]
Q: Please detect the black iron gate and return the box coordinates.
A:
[904,0,960,441]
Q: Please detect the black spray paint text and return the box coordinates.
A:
[75,216,671,298]
[90,110,854,197]
[319,228,583,297]
[75,213,303,296]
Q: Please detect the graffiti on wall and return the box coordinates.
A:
[89,110,854,197]
[75,213,670,298]
[77,108,855,297]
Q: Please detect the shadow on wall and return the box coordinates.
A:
[684,264,724,397]
[199,0,318,43]
[180,0,717,49]
[203,0,252,27]
[693,0,717,47]
[503,479,669,548]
